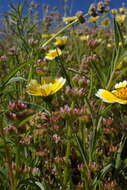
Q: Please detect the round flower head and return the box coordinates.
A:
[26,77,66,97]
[115,14,126,24]
[96,80,127,104]
[54,36,67,47]
[45,48,62,60]
[89,16,99,23]
[111,9,117,16]
[101,18,111,27]
[80,35,89,41]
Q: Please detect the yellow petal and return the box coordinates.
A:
[95,89,127,104]
[115,80,127,89]
[50,78,66,95]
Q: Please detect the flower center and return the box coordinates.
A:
[113,87,127,99]
[50,51,57,57]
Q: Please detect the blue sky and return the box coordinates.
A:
[0,0,127,17]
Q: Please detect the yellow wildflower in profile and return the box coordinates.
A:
[80,35,89,41]
[26,77,66,97]
[115,14,126,24]
[63,16,78,24]
[54,36,68,47]
[119,7,126,14]
[96,80,127,104]
[115,62,122,70]
[101,18,111,27]
[111,9,117,16]
[45,48,62,60]
[89,16,99,23]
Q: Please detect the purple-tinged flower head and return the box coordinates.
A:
[4,125,17,134]
[78,76,89,88]
[72,75,89,87]
[90,162,99,172]
[97,1,105,13]
[72,74,80,85]
[0,55,7,62]
[53,134,61,144]
[104,181,117,190]
[54,156,64,165]
[77,163,86,172]
[19,135,32,146]
[28,38,38,46]
[22,166,31,173]
[76,182,84,189]
[81,54,100,65]
[44,16,52,23]
[32,167,40,176]
[109,145,118,153]
[8,101,27,111]
[87,39,101,48]
[35,149,49,157]
[76,11,86,24]
[60,104,86,119]
[103,127,115,135]
[30,1,38,8]
[7,112,17,120]
[88,3,97,17]
[36,67,48,75]
[65,87,86,98]
[103,117,113,126]
[8,47,16,55]
[36,59,46,67]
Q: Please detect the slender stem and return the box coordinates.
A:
[42,13,89,48]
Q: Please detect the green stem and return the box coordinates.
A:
[42,13,89,48]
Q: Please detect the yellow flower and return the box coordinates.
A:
[80,35,89,41]
[63,16,78,24]
[54,36,67,47]
[119,7,126,14]
[96,80,127,104]
[107,43,112,48]
[45,48,62,60]
[115,62,122,70]
[26,77,66,97]
[115,14,126,24]
[89,16,99,23]
[101,18,111,27]
[111,9,117,16]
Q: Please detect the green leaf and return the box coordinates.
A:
[115,136,127,169]
[89,127,97,162]
[0,62,27,91]
[24,102,50,115]
[92,164,112,186]
[113,18,124,50]
[35,182,45,190]
[74,134,89,165]
[100,104,112,116]
[18,113,36,126]
[6,77,26,85]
